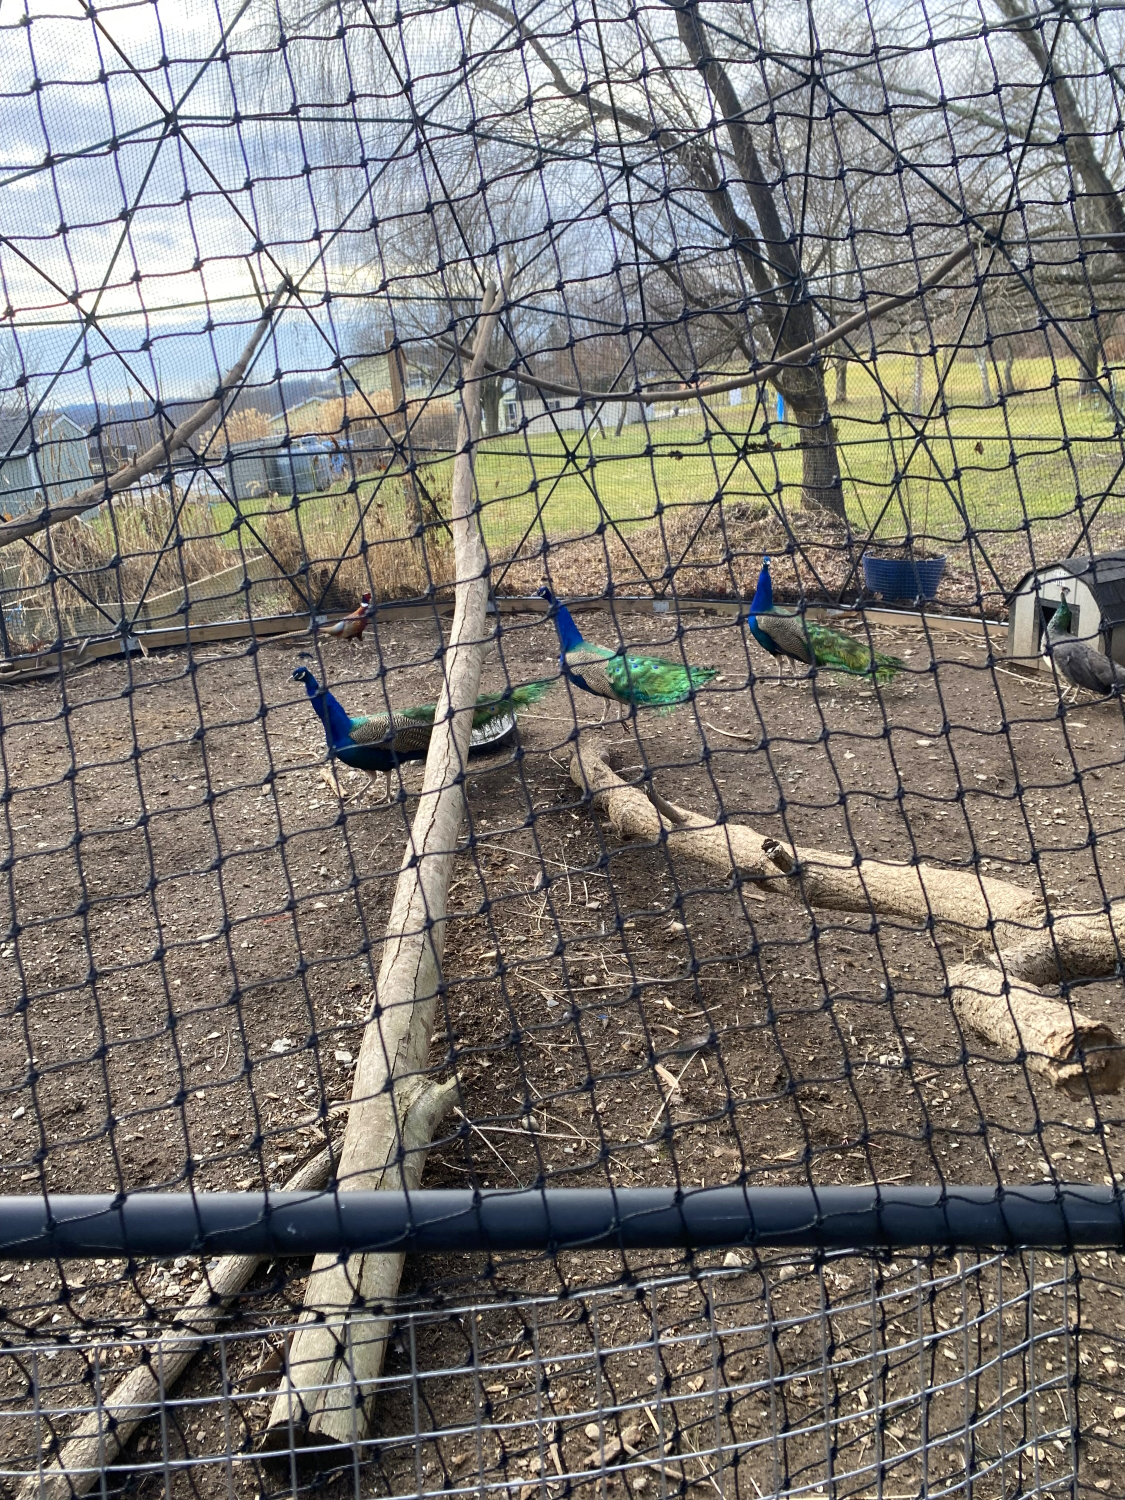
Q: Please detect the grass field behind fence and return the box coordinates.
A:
[6,352,1125,652]
[459,353,1125,550]
[197,352,1125,555]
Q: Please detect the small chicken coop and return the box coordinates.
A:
[1008,552,1125,667]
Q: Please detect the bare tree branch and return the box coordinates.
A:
[438,240,975,404]
[0,281,292,552]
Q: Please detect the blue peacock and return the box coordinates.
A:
[745,558,903,685]
[537,585,718,720]
[293,666,553,801]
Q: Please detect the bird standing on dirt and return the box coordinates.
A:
[744,558,903,686]
[1043,589,1125,700]
[293,666,553,802]
[537,585,718,722]
[323,591,374,641]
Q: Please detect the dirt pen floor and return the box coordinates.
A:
[1,603,1125,1497]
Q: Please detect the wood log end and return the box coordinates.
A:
[1042,1021,1125,1097]
[950,962,1125,1096]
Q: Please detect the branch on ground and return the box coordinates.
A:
[570,741,1124,1095]
[949,963,1124,1097]
[23,1142,335,1500]
[570,740,1041,929]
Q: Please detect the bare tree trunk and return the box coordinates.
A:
[1003,341,1017,396]
[910,334,925,415]
[834,355,848,405]
[976,348,994,406]
[384,331,423,533]
[481,374,503,435]
[995,0,1125,267]
[262,283,505,1452]
[788,392,845,517]
[1075,316,1106,401]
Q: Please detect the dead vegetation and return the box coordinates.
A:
[257,485,453,613]
[494,498,1125,617]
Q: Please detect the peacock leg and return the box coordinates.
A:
[599,698,609,725]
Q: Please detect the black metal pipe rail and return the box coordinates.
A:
[0,1185,1122,1259]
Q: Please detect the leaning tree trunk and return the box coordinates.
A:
[262,282,505,1452]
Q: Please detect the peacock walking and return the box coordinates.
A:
[537,585,718,722]
[293,667,553,802]
[745,558,903,686]
[1044,589,1125,700]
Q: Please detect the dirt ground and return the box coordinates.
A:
[0,602,1123,1498]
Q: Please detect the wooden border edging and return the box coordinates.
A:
[0,593,1003,686]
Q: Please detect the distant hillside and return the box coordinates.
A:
[62,374,339,433]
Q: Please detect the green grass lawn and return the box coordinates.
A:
[395,352,1125,552]
[12,350,1122,650]
[174,349,1125,573]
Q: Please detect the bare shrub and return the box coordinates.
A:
[259,482,453,611]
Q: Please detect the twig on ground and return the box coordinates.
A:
[646,1050,702,1137]
[701,720,762,743]
[453,1107,523,1183]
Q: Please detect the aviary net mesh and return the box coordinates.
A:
[2,0,1125,1492]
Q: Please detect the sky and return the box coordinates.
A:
[0,0,412,413]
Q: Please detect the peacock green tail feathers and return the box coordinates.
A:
[805,622,904,682]
[471,678,554,727]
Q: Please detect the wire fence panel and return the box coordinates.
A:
[0,1255,1079,1500]
[5,0,1125,1493]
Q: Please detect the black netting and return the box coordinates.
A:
[2,0,1125,1493]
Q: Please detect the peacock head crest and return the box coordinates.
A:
[292,666,316,687]
[536,584,557,609]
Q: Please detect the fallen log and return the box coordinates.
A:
[570,742,1124,1096]
[21,1143,334,1500]
[570,741,1043,929]
[949,962,1125,1097]
[992,907,1125,988]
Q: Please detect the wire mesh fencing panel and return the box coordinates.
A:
[0,1252,1081,1500]
[5,0,1125,1496]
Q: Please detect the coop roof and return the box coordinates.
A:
[1011,552,1125,627]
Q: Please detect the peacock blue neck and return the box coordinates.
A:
[301,671,354,748]
[749,560,774,615]
[552,600,585,654]
[1047,600,1072,637]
